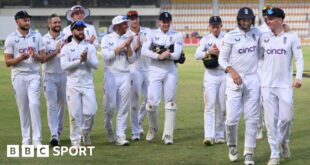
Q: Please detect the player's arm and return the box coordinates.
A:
[292,34,304,88]
[85,45,99,69]
[89,25,99,47]
[168,33,183,61]
[218,36,242,85]
[4,38,28,67]
[141,33,160,60]
[195,37,208,60]
[60,47,80,71]
[127,36,137,64]
[101,36,117,60]
[45,42,62,62]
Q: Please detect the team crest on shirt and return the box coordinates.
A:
[32,37,36,43]
[207,43,212,46]
[70,49,75,52]
[264,39,269,43]
[46,41,51,45]
[283,37,287,44]
[155,36,159,40]
[235,38,240,42]
[15,39,19,43]
[109,42,113,46]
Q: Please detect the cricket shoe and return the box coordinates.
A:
[228,146,238,162]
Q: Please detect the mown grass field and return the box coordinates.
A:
[0,46,309,165]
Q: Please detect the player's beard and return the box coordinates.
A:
[20,25,30,31]
[51,26,61,33]
[74,33,85,41]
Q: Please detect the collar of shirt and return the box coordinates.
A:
[16,29,32,38]
[128,27,140,36]
[271,30,285,37]
[157,28,173,35]
[46,31,63,40]
[236,27,255,35]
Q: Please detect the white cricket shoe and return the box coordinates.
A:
[256,128,263,140]
[267,158,280,165]
[71,142,81,152]
[281,143,290,158]
[214,138,225,144]
[203,137,214,146]
[131,133,140,141]
[244,154,255,165]
[163,135,173,145]
[116,136,130,146]
[146,128,157,142]
[33,141,42,149]
[82,134,91,146]
[228,146,238,162]
[107,128,115,143]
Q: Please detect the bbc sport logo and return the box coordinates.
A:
[7,145,95,157]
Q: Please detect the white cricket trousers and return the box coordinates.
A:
[66,86,97,144]
[43,72,66,139]
[130,69,148,136]
[262,87,293,158]
[225,73,260,154]
[12,72,42,144]
[257,69,264,133]
[104,71,131,138]
[203,69,226,139]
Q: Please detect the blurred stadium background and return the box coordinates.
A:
[0,0,309,45]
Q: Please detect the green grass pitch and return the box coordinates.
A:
[0,46,309,164]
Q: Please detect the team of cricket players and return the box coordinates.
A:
[4,4,304,165]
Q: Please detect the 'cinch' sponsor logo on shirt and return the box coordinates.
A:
[238,46,256,54]
[266,49,287,55]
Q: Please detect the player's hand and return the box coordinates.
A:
[226,67,242,85]
[28,47,35,57]
[55,42,62,54]
[209,44,219,56]
[292,79,302,88]
[80,49,88,62]
[136,33,142,48]
[89,35,96,44]
[20,53,30,60]
[125,36,134,47]
[158,50,171,60]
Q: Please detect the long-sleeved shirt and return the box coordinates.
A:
[42,32,65,74]
[259,31,304,88]
[127,26,151,72]
[141,28,183,72]
[4,29,45,77]
[60,39,99,88]
[101,31,136,73]
[218,27,261,75]
[63,22,99,48]
[195,31,225,71]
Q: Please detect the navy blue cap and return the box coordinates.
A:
[70,20,86,30]
[15,11,32,20]
[209,16,222,25]
[159,12,172,21]
[267,7,285,19]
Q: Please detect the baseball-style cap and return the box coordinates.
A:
[209,16,222,25]
[159,12,172,21]
[70,20,87,30]
[266,7,285,19]
[66,5,90,22]
[127,10,138,20]
[262,5,272,16]
[15,11,32,20]
[108,15,128,32]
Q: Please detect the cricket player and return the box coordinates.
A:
[259,7,303,165]
[126,10,152,140]
[63,5,99,47]
[4,11,45,147]
[141,12,183,145]
[218,7,261,165]
[195,16,226,146]
[42,14,66,146]
[101,15,136,146]
[60,20,99,148]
